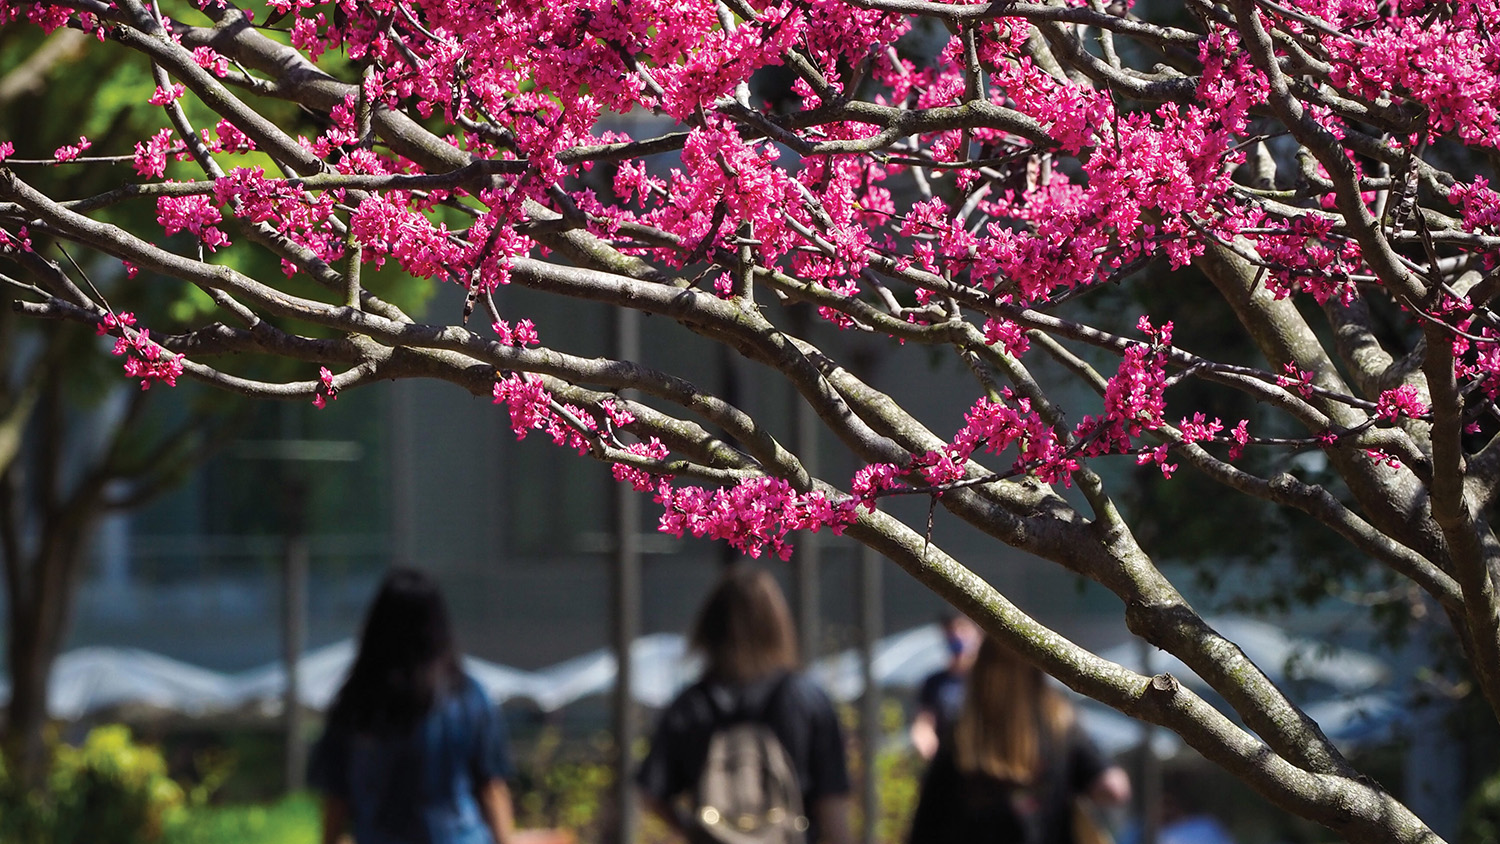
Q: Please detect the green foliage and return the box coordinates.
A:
[838,700,922,844]
[1462,768,1500,844]
[0,725,185,844]
[514,727,613,839]
[160,792,319,844]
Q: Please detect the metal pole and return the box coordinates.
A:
[388,381,415,570]
[283,478,309,794]
[611,306,643,844]
[858,545,883,844]
[233,433,360,797]
[1137,638,1160,844]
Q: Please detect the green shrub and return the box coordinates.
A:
[0,725,184,844]
[515,727,613,839]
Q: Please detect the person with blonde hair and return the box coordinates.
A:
[908,635,1130,844]
[637,564,852,844]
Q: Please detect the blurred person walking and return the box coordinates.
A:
[637,564,852,844]
[908,635,1131,844]
[310,568,516,844]
[908,612,981,760]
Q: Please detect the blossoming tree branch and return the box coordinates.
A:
[2,0,1497,836]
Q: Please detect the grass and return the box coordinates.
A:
[162,792,319,844]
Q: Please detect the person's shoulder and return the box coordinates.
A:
[657,678,717,727]
[442,671,497,718]
[778,671,837,712]
[917,668,953,697]
[455,671,489,700]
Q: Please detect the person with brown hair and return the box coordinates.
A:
[907,635,1131,844]
[637,565,852,844]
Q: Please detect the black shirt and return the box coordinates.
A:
[915,668,966,740]
[637,672,851,842]
[907,723,1108,844]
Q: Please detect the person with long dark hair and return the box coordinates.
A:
[907,635,1130,844]
[310,568,515,844]
[637,565,852,844]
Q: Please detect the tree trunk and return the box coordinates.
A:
[3,610,55,789]
[2,496,97,786]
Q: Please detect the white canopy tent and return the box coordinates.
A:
[228,639,546,712]
[2,618,1399,755]
[0,647,235,720]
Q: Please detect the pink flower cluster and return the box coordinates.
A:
[1254,215,1360,306]
[613,438,671,491]
[1306,0,1500,148]
[133,128,176,179]
[313,366,338,409]
[1449,177,1500,232]
[1277,364,1317,399]
[491,373,609,455]
[656,476,858,560]
[1078,319,1173,464]
[1375,385,1429,421]
[96,310,137,335]
[157,193,230,250]
[109,325,185,390]
[214,167,338,269]
[350,192,465,281]
[148,84,186,106]
[53,136,90,163]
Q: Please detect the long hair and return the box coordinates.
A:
[329,567,464,735]
[690,565,799,685]
[952,636,1075,785]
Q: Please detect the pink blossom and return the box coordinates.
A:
[613,438,671,491]
[1229,420,1251,460]
[96,311,137,336]
[655,476,858,561]
[110,328,184,390]
[157,194,231,249]
[192,46,230,76]
[1277,364,1316,398]
[53,136,91,163]
[1375,385,1429,421]
[1178,413,1224,444]
[851,463,903,509]
[149,84,187,106]
[1137,444,1178,478]
[314,366,338,408]
[982,317,1031,357]
[492,373,554,439]
[1449,177,1500,232]
[133,128,175,179]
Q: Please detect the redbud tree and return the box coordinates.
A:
[2,0,1498,838]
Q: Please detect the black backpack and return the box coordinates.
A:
[689,674,808,844]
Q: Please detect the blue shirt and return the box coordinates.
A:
[309,675,514,844]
